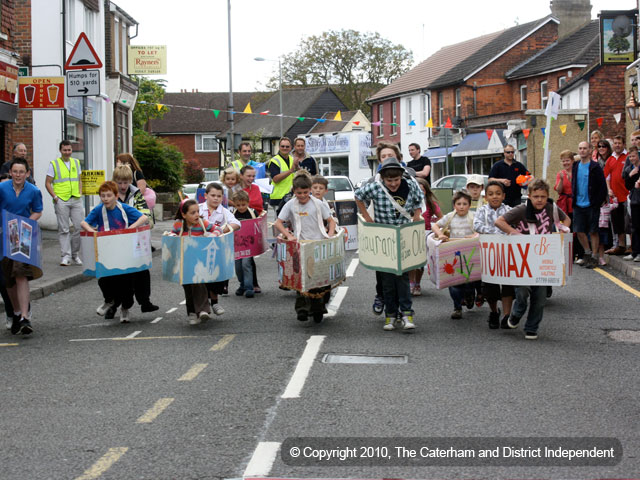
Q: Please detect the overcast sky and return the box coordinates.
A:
[114,0,635,94]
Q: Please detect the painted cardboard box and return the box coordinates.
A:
[426,234,482,289]
[2,210,43,280]
[479,233,573,286]
[357,215,426,275]
[234,213,268,260]
[80,226,152,278]
[330,200,358,251]
[162,232,235,284]
[277,230,346,292]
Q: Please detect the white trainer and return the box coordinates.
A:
[60,256,71,266]
[212,304,225,315]
[189,314,201,325]
[119,308,130,323]
[72,255,83,265]
[198,311,211,322]
[96,302,114,316]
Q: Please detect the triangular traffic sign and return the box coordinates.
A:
[65,32,103,70]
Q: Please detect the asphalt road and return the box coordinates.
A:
[1,247,639,480]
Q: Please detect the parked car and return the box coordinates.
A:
[182,183,200,200]
[325,175,355,201]
[431,174,489,191]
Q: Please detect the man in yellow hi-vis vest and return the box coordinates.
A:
[230,142,256,171]
[44,140,84,266]
[267,137,299,208]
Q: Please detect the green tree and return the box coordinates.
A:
[132,76,168,133]
[133,131,183,192]
[608,34,630,54]
[266,30,413,113]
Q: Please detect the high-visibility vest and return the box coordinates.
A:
[268,154,293,200]
[231,160,244,171]
[50,157,81,201]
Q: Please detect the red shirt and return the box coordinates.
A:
[604,152,629,202]
[244,183,263,214]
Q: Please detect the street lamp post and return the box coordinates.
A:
[254,57,283,137]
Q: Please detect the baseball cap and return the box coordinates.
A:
[466,174,484,187]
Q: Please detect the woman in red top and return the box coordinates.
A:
[590,130,604,161]
[554,149,574,216]
[239,165,263,214]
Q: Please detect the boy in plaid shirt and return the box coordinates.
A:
[355,158,423,332]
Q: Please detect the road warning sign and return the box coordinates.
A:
[65,32,103,71]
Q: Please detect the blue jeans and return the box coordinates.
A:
[512,285,547,333]
[380,272,412,316]
[448,283,476,309]
[235,258,254,293]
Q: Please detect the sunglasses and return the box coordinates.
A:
[504,151,515,154]
[597,144,608,148]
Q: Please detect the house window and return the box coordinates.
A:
[195,134,219,152]
[520,85,528,110]
[455,89,461,117]
[540,81,548,109]
[114,18,120,71]
[558,76,567,88]
[114,105,129,155]
[579,87,584,108]
[438,92,443,126]
[421,94,428,129]
[377,104,383,137]
[84,6,95,44]
[391,101,397,135]
[407,98,413,131]
[65,0,76,44]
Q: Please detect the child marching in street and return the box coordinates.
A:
[232,190,259,298]
[239,165,263,293]
[494,179,571,340]
[274,174,336,323]
[411,177,442,296]
[473,181,513,329]
[431,190,478,320]
[198,183,241,313]
[355,158,423,332]
[81,181,148,324]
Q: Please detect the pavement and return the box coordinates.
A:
[15,223,640,303]
[7,219,173,303]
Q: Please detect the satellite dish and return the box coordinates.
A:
[612,15,632,37]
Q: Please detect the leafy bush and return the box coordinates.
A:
[133,131,184,192]
[184,158,205,183]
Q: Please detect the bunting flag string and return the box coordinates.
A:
[243,103,252,114]
[156,104,164,112]
[444,117,452,129]
[613,113,621,124]
[213,109,220,118]
[485,129,493,140]
[260,110,270,115]
[559,124,567,136]
[523,128,530,140]
[596,117,603,128]
[408,120,416,126]
[541,127,546,137]
[334,111,342,121]
[425,118,433,128]
[577,121,585,131]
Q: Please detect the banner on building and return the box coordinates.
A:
[162,232,235,284]
[128,45,167,75]
[277,229,346,292]
[479,233,573,286]
[357,215,427,275]
[18,76,65,109]
[600,10,637,64]
[234,213,268,260]
[1,211,43,280]
[81,170,106,195]
[80,226,152,278]
[426,234,481,289]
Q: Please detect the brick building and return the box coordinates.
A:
[0,0,19,166]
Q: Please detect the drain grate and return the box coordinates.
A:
[322,354,408,364]
[608,330,640,344]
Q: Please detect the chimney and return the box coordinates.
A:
[550,0,592,40]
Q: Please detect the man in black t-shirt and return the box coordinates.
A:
[488,145,529,207]
[407,143,431,185]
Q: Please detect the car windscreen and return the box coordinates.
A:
[327,178,352,191]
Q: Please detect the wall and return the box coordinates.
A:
[159,133,221,169]
[589,64,627,138]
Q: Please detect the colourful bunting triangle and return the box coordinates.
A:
[317,119,326,123]
[122,100,127,103]
[596,117,603,127]
[577,121,585,131]
[613,113,621,124]
[243,102,252,114]
[559,124,567,136]
[523,128,530,140]
[390,123,398,126]
[297,117,305,122]
[426,118,433,128]
[408,120,416,126]
[212,109,220,118]
[485,129,493,140]
[156,104,164,112]
[372,121,381,126]
[334,111,342,121]
[541,127,546,137]
[260,110,270,115]
[445,117,452,128]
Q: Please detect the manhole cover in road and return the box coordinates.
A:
[322,354,408,364]
[608,330,640,344]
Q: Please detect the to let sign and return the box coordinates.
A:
[18,76,64,109]
[127,45,167,75]
[67,70,100,97]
